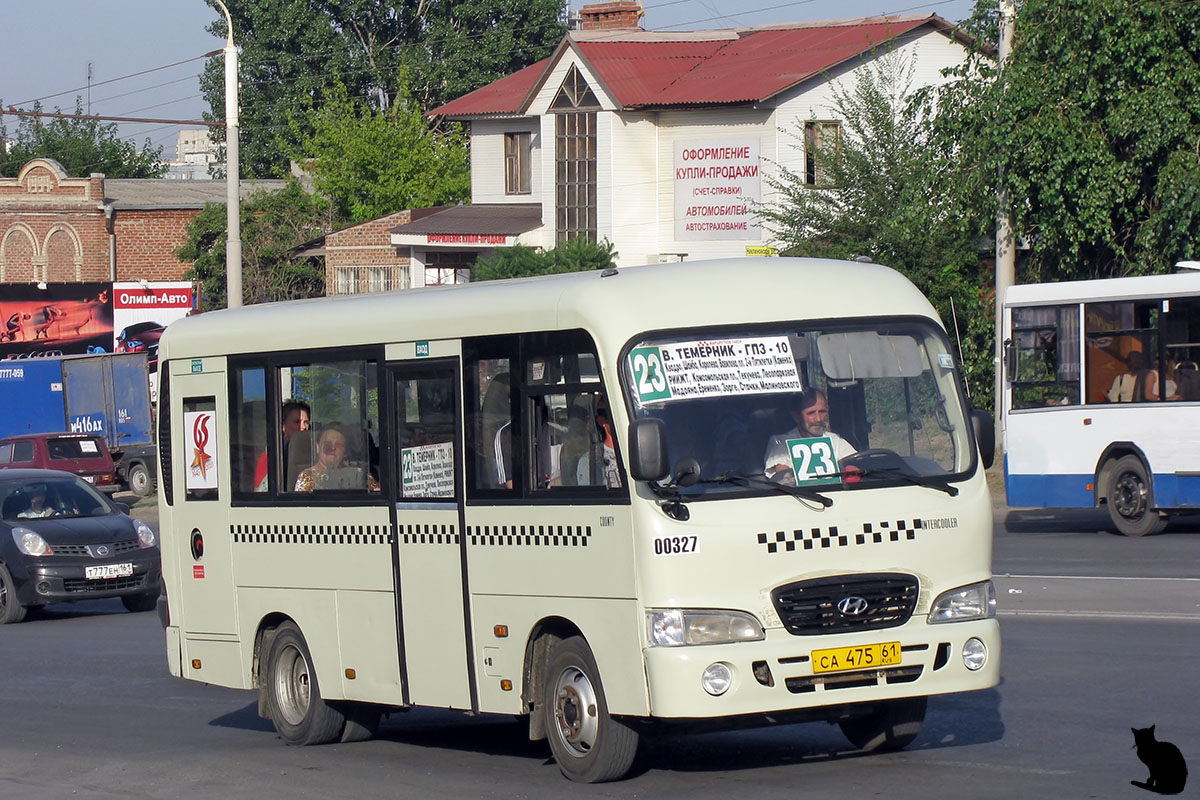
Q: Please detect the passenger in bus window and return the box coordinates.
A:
[294,425,380,492]
[1106,351,1149,402]
[763,389,857,484]
[1146,362,1182,402]
[254,400,311,491]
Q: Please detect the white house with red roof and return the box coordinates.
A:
[385,1,975,285]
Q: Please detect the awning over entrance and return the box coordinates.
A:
[390,203,543,248]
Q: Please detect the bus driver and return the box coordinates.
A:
[763,389,856,485]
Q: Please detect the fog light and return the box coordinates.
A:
[37,581,50,594]
[701,662,733,696]
[962,637,987,671]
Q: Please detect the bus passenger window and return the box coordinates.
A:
[537,391,621,490]
[282,359,379,493]
[469,359,514,491]
[231,367,267,492]
[1010,306,1080,408]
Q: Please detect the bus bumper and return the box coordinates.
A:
[642,617,1000,720]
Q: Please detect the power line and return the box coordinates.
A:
[13,51,220,107]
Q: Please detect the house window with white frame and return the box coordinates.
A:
[804,120,841,187]
[504,132,532,195]
[425,251,476,286]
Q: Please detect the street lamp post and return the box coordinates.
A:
[212,0,242,308]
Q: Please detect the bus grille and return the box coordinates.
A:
[771,573,919,636]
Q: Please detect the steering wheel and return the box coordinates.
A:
[841,448,910,473]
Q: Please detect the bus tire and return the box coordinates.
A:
[1106,455,1167,537]
[264,621,345,745]
[0,563,29,625]
[838,696,927,752]
[542,636,638,783]
[337,702,382,743]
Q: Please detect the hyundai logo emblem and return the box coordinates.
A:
[837,596,869,616]
[95,544,111,557]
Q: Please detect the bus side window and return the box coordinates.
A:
[468,357,515,492]
[282,358,379,493]
[231,366,267,493]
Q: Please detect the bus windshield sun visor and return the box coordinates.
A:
[817,332,925,380]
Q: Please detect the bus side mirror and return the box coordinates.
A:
[628,418,669,482]
[970,409,995,469]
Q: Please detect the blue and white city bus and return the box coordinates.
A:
[1002,268,1200,535]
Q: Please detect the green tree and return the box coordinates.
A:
[291,82,469,223]
[0,99,164,178]
[757,53,995,405]
[200,0,564,177]
[178,181,333,309]
[473,238,617,281]
[932,0,1200,280]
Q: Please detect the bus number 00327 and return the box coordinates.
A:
[653,536,698,555]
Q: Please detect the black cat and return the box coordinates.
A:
[1131,725,1188,795]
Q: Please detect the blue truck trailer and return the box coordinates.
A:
[0,353,156,494]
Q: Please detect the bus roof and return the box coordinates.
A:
[1005,270,1200,308]
[160,257,939,361]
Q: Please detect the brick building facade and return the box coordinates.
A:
[0,157,284,287]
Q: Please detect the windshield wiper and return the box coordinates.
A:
[836,467,959,497]
[702,472,834,508]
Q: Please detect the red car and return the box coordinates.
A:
[115,321,165,369]
[0,433,118,493]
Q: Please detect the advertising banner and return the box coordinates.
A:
[0,283,113,360]
[674,138,762,241]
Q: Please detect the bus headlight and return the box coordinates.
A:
[647,609,764,647]
[928,581,996,623]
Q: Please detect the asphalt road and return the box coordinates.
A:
[0,499,1195,799]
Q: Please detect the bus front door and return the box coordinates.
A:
[389,359,473,710]
[166,361,242,687]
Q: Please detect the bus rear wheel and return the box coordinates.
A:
[1106,455,1167,537]
[264,621,345,745]
[838,696,927,752]
[542,636,638,783]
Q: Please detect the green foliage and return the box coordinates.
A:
[177,181,333,309]
[932,0,1200,280]
[201,0,564,177]
[290,82,469,223]
[472,238,617,281]
[0,99,164,178]
[758,54,995,406]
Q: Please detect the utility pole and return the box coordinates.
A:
[994,0,1016,445]
[212,0,243,308]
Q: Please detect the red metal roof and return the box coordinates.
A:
[429,16,948,117]
[430,58,550,118]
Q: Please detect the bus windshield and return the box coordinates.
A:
[624,320,973,496]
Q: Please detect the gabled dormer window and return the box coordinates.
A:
[550,65,600,111]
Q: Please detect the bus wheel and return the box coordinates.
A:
[1106,455,1167,537]
[542,636,638,783]
[838,696,927,752]
[265,621,345,745]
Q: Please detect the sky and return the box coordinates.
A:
[0,0,976,163]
